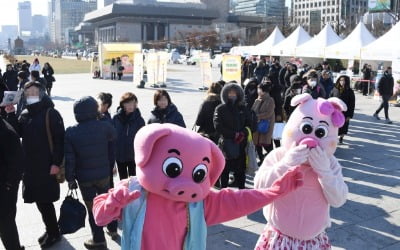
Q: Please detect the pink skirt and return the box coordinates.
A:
[254,225,331,250]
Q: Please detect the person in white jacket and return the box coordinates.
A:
[29,58,41,73]
[254,93,348,250]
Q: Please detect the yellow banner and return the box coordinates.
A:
[222,55,241,83]
[100,43,142,77]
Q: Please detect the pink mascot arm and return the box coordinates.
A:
[204,167,303,226]
[93,179,141,226]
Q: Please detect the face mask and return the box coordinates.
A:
[228,96,237,103]
[309,81,317,88]
[26,96,40,105]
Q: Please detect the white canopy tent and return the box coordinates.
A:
[361,22,400,61]
[271,26,311,57]
[295,25,342,58]
[325,22,375,60]
[250,26,285,56]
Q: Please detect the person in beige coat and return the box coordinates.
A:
[252,82,275,163]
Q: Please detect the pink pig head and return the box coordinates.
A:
[133,123,225,202]
[282,93,348,156]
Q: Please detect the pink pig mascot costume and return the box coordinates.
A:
[254,93,349,249]
[93,123,303,250]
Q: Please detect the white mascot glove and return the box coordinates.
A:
[282,142,309,167]
[308,146,331,177]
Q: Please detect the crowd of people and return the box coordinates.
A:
[0,55,395,250]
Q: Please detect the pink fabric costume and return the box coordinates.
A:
[254,94,349,250]
[92,123,303,250]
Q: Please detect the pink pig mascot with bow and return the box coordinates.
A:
[254,93,349,250]
[93,123,303,250]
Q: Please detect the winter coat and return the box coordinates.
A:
[148,103,186,128]
[195,94,221,142]
[362,67,371,80]
[252,94,275,146]
[319,77,334,98]
[284,70,297,88]
[117,60,124,74]
[42,67,54,88]
[377,73,394,96]
[6,95,64,203]
[0,118,23,187]
[29,63,41,73]
[244,80,258,109]
[100,111,116,167]
[112,108,145,163]
[303,83,326,99]
[213,83,252,157]
[254,65,268,84]
[65,96,117,183]
[330,85,355,119]
[3,69,18,91]
[278,67,287,87]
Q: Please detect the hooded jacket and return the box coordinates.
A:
[113,108,145,162]
[65,96,116,183]
[195,94,221,139]
[148,103,186,128]
[213,83,252,141]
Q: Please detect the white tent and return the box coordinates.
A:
[295,25,342,58]
[361,22,400,61]
[250,27,285,56]
[325,22,375,60]
[271,26,311,57]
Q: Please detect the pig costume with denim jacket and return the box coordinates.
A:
[92,123,303,250]
[254,93,348,250]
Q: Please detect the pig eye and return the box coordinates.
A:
[315,125,328,138]
[162,157,183,178]
[300,122,313,134]
[192,164,208,183]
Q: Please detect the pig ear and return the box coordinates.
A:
[328,97,348,112]
[208,141,226,186]
[291,93,313,107]
[134,124,172,168]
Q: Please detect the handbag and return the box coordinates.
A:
[273,122,286,140]
[51,75,56,82]
[220,138,240,160]
[58,189,87,234]
[257,119,270,134]
[245,127,258,174]
[46,108,65,183]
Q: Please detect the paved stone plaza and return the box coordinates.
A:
[0,60,399,250]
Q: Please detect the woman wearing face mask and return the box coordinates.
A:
[148,90,186,127]
[213,82,252,189]
[331,75,355,144]
[113,92,145,180]
[303,70,326,99]
[5,81,64,248]
[252,82,275,163]
[283,75,304,120]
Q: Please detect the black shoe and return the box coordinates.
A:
[84,239,107,249]
[38,232,48,245]
[373,113,381,120]
[40,234,61,249]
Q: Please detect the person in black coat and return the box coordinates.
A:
[331,75,355,144]
[213,82,252,189]
[373,67,394,124]
[254,61,268,84]
[283,75,304,120]
[5,81,64,248]
[42,63,54,96]
[65,96,116,249]
[302,70,326,99]
[113,92,145,180]
[0,118,24,250]
[278,62,288,88]
[243,78,259,110]
[148,89,186,127]
[3,64,18,91]
[361,64,372,96]
[195,82,223,144]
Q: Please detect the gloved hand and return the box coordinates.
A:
[234,132,245,144]
[105,185,141,208]
[282,142,309,166]
[308,146,331,177]
[68,180,78,190]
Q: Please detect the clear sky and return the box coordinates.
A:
[0,0,48,28]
